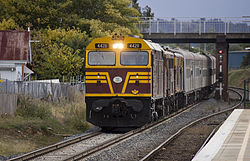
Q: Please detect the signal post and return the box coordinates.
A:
[215,35,229,101]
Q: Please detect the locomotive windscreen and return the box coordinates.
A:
[88,51,115,65]
[120,51,148,66]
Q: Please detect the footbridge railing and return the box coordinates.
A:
[137,17,250,35]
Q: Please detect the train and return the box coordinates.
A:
[85,34,216,130]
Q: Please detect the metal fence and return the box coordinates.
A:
[0,80,85,101]
[137,17,250,35]
[244,79,250,108]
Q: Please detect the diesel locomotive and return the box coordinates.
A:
[85,35,216,130]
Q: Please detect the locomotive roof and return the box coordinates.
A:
[86,36,164,51]
[144,40,164,52]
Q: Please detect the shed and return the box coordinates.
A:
[0,30,33,81]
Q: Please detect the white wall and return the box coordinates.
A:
[0,63,23,81]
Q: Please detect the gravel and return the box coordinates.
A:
[0,156,6,161]
[149,111,231,161]
[31,133,123,161]
[2,91,240,161]
[2,126,101,161]
[81,92,239,161]
[62,126,101,141]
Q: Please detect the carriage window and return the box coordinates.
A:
[121,51,148,66]
[88,51,116,65]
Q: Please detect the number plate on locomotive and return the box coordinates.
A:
[127,43,142,48]
[95,43,109,48]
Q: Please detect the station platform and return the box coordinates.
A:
[192,109,250,161]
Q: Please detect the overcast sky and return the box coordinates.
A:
[138,0,250,18]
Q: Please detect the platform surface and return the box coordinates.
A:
[192,109,250,161]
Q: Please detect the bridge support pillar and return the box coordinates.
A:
[215,35,229,101]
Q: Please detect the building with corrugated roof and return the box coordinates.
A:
[0,30,33,81]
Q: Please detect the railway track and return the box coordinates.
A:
[8,100,201,161]
[9,89,242,161]
[139,88,243,161]
[8,131,102,161]
[60,103,202,161]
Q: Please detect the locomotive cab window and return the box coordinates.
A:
[120,51,149,66]
[88,51,116,65]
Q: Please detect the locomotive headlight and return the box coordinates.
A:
[113,43,124,49]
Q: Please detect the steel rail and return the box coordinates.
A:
[8,131,102,161]
[8,101,200,161]
[194,121,223,157]
[8,92,221,161]
[229,86,249,93]
[139,88,243,161]
[62,103,202,161]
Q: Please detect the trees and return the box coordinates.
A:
[31,28,90,80]
[131,0,141,16]
[0,0,72,29]
[141,5,154,19]
[72,0,141,37]
[0,0,151,80]
[0,19,20,30]
[0,0,141,36]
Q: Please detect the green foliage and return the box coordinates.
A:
[141,5,154,18]
[32,28,89,80]
[228,68,250,88]
[14,93,89,132]
[74,0,141,37]
[40,28,90,54]
[64,103,88,131]
[0,19,20,30]
[0,93,89,156]
[16,95,52,120]
[0,0,72,29]
[229,44,250,68]
[81,19,135,38]
[131,0,141,16]
[0,0,151,80]
[38,43,84,79]
[0,0,141,36]
[229,44,250,51]
[229,44,244,51]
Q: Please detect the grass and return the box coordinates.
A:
[228,68,250,88]
[0,92,91,157]
[0,127,62,156]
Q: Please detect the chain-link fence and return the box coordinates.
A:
[0,79,85,102]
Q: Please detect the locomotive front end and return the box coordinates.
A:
[85,35,152,128]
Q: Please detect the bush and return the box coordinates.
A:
[14,93,90,135]
[16,95,52,120]
[51,92,89,131]
[64,104,88,131]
